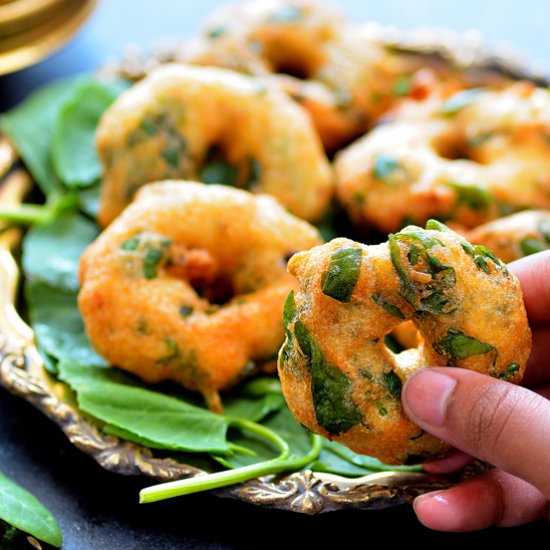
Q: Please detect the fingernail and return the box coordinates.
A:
[403,369,456,427]
[413,491,449,514]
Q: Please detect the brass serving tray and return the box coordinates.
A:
[0,0,97,75]
[0,27,545,514]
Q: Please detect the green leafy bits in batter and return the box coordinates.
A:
[390,228,456,314]
[520,237,546,257]
[425,219,453,233]
[382,370,402,399]
[311,343,363,434]
[372,294,405,319]
[283,290,297,329]
[441,88,483,116]
[372,154,407,184]
[498,362,520,380]
[156,338,181,365]
[179,305,194,318]
[162,148,181,168]
[352,190,366,206]
[285,298,362,434]
[445,181,492,210]
[245,157,262,190]
[468,132,493,148]
[321,247,362,303]
[207,26,227,39]
[200,160,239,186]
[462,242,508,275]
[375,400,388,417]
[392,76,411,97]
[281,290,298,364]
[120,234,140,251]
[283,290,312,362]
[120,232,172,279]
[136,316,149,334]
[143,248,169,279]
[139,116,159,136]
[433,328,496,363]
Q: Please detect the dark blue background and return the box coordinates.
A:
[1,1,549,547]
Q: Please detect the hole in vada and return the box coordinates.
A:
[166,246,236,306]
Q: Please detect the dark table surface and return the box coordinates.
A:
[1,1,549,547]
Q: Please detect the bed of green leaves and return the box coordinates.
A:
[0,75,421,528]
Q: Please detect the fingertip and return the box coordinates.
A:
[509,250,550,324]
[413,491,455,531]
[412,471,549,531]
[401,367,457,429]
[422,450,473,474]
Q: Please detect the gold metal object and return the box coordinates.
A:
[0,0,97,75]
[0,29,532,513]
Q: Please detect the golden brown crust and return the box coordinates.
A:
[467,210,550,263]
[335,83,550,233]
[96,63,333,226]
[278,221,531,464]
[177,0,395,151]
[79,181,321,411]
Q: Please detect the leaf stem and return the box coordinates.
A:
[139,425,322,504]
[0,204,53,224]
[226,443,257,458]
[0,193,77,225]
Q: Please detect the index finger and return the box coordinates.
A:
[508,250,550,326]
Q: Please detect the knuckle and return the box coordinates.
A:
[463,382,518,456]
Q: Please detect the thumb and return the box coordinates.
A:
[402,367,550,497]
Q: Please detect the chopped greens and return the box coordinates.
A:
[441,88,483,116]
[445,181,492,210]
[498,362,520,380]
[179,305,194,317]
[321,246,362,303]
[382,370,403,399]
[461,241,508,275]
[200,159,239,186]
[433,328,496,364]
[389,224,457,314]
[520,237,546,256]
[392,76,411,97]
[120,232,172,279]
[207,26,227,39]
[245,157,262,190]
[372,294,406,319]
[372,154,407,184]
[311,346,363,434]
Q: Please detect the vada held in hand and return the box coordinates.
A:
[402,250,550,531]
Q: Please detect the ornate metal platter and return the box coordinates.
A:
[0,27,544,514]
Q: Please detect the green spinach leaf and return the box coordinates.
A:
[433,328,496,363]
[0,76,84,196]
[310,440,422,476]
[52,79,130,188]
[58,360,230,454]
[0,472,62,548]
[321,246,362,303]
[23,212,98,291]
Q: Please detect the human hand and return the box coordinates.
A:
[401,251,550,531]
